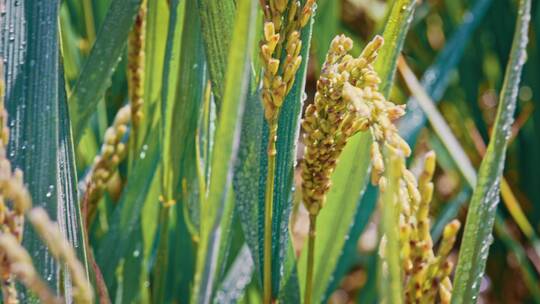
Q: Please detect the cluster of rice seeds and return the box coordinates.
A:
[301,35,385,216]
[325,39,461,302]
[127,0,147,130]
[380,151,460,304]
[259,0,315,125]
[340,56,460,302]
[342,63,460,303]
[300,34,461,302]
[406,153,459,304]
[0,61,93,304]
[84,105,131,224]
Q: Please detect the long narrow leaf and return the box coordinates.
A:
[95,125,160,291]
[154,0,205,301]
[272,10,315,300]
[233,86,264,287]
[161,0,205,227]
[69,0,141,142]
[233,5,315,301]
[192,0,258,302]
[214,245,255,303]
[374,0,417,96]
[197,0,236,111]
[452,0,531,302]
[138,0,170,148]
[1,0,87,299]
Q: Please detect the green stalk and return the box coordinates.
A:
[381,153,403,304]
[264,122,278,304]
[304,214,317,304]
[82,0,96,44]
[152,205,171,304]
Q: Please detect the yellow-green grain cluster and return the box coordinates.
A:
[341,59,460,302]
[127,0,147,129]
[329,41,460,301]
[301,35,461,302]
[301,34,386,216]
[379,151,460,304]
[260,0,315,126]
[84,105,130,223]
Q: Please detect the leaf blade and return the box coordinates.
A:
[69,0,141,142]
[192,0,258,302]
[1,0,87,299]
[197,0,236,111]
[452,0,531,301]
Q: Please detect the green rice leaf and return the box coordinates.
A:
[272,11,314,300]
[138,0,170,149]
[233,86,264,288]
[69,0,141,142]
[161,0,205,229]
[452,0,531,302]
[95,123,160,295]
[1,0,87,299]
[214,245,255,303]
[197,0,236,111]
[191,0,258,302]
[374,0,417,97]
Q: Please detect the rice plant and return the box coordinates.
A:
[0,0,537,303]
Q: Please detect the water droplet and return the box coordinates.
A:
[139,144,148,159]
[45,185,54,198]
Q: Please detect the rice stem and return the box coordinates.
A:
[304,214,317,304]
[263,121,278,304]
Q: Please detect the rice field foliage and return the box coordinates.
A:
[0,0,538,303]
